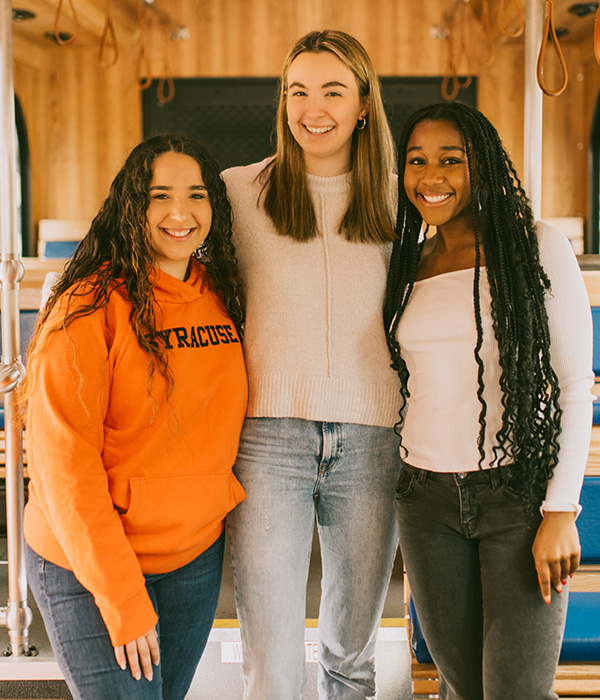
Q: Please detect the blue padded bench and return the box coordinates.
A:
[592,308,600,377]
[560,477,600,662]
[408,595,433,664]
[407,477,600,670]
[561,593,600,661]
[42,240,80,259]
[592,307,600,424]
[577,477,600,563]
[0,309,38,429]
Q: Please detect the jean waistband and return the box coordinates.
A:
[401,461,512,489]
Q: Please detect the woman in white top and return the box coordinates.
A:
[223,30,401,700]
[384,101,594,699]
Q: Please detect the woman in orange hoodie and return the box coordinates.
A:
[21,134,247,700]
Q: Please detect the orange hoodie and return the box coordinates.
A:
[24,260,247,646]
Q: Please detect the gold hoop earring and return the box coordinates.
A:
[356,117,367,130]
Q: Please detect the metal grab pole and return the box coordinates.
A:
[0,1,34,657]
[524,0,544,220]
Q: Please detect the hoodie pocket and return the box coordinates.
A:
[122,473,244,556]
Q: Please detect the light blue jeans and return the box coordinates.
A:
[227,418,400,700]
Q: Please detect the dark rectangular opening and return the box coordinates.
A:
[142,76,477,170]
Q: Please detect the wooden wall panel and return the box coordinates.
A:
[541,45,588,219]
[478,44,526,176]
[10,0,599,240]
[14,37,142,223]
[13,39,51,233]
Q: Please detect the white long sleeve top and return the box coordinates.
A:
[222,159,402,428]
[396,221,594,511]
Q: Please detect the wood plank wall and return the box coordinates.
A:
[11,0,599,237]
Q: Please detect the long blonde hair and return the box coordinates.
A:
[262,30,397,243]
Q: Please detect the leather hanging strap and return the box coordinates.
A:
[536,0,568,97]
[498,0,525,38]
[99,0,119,68]
[53,0,79,46]
[137,0,153,90]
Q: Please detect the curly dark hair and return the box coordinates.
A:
[25,134,244,398]
[383,102,562,514]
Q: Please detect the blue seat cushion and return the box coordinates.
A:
[408,596,433,663]
[0,309,39,429]
[43,240,79,259]
[0,310,38,360]
[410,590,600,664]
[593,307,600,375]
[560,592,600,661]
[579,477,600,563]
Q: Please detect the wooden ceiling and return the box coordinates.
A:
[449,0,598,44]
[9,0,599,50]
[11,0,140,48]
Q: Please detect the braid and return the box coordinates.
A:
[459,125,488,468]
[386,103,562,515]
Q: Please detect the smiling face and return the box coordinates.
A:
[146,151,213,280]
[404,119,474,234]
[285,50,367,176]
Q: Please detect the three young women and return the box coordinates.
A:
[22,134,247,700]
[223,30,401,699]
[384,102,594,699]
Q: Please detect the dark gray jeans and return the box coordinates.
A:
[397,461,567,700]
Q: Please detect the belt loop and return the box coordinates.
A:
[490,466,499,489]
[417,468,428,484]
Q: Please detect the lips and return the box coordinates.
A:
[161,227,195,238]
[419,193,452,205]
[304,125,334,134]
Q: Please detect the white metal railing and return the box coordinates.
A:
[0,0,34,658]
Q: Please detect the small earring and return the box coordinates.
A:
[356,117,367,131]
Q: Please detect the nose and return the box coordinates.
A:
[421,163,444,183]
[304,94,326,118]
[167,197,189,222]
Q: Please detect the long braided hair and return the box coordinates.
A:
[383,102,562,514]
[22,134,244,403]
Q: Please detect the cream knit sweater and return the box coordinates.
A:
[222,159,402,428]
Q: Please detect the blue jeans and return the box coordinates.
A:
[396,462,568,700]
[25,531,225,700]
[227,418,400,700]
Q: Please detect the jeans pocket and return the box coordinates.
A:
[499,467,522,501]
[396,467,417,500]
[501,484,521,501]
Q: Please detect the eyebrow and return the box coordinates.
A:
[407,145,466,154]
[288,80,349,90]
[149,185,208,191]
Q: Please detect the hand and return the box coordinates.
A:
[114,626,160,681]
[532,511,580,604]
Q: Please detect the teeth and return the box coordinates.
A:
[163,228,193,238]
[305,125,334,134]
[422,194,451,203]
